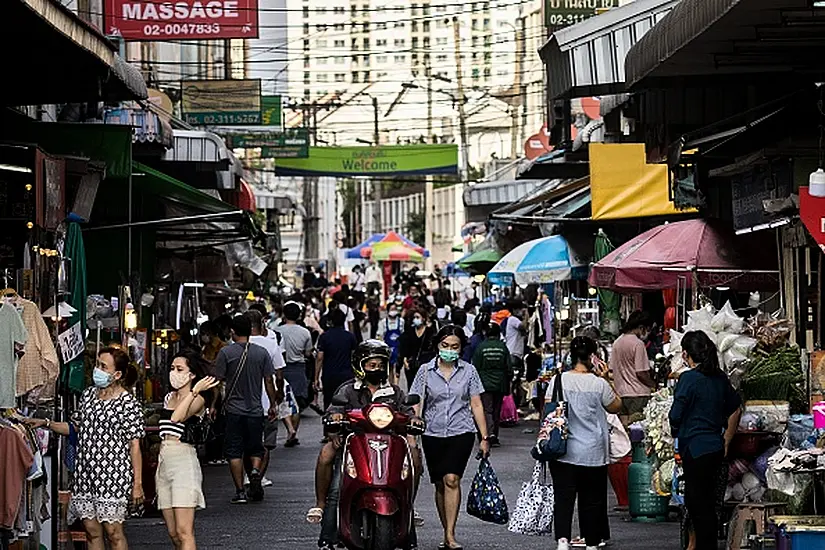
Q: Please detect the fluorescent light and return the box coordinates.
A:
[0,163,32,173]
[716,286,730,291]
[183,282,205,288]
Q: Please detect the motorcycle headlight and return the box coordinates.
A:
[367,405,394,429]
[345,452,357,479]
[401,453,410,481]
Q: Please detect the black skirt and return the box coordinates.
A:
[421,432,476,484]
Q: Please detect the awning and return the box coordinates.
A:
[491,177,591,221]
[516,150,590,180]
[463,179,552,208]
[625,0,819,89]
[6,0,146,105]
[132,162,235,214]
[162,129,241,189]
[540,0,679,100]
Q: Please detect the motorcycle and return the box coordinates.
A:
[325,394,424,550]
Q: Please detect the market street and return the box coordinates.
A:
[126,416,681,549]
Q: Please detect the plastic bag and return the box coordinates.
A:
[500,394,519,426]
[785,415,814,449]
[467,458,509,525]
[711,301,744,333]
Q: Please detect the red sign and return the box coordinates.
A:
[105,0,259,41]
[800,186,825,253]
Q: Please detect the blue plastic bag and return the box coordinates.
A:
[467,458,509,525]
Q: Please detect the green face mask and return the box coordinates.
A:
[439,349,459,363]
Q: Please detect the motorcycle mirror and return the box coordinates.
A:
[331,395,350,407]
[405,394,420,406]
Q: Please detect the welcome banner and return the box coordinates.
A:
[275,145,458,177]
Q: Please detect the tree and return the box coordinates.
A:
[405,210,426,246]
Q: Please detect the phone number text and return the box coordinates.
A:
[142,23,221,36]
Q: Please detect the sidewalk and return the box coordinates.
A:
[126,413,681,549]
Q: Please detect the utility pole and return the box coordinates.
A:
[520,14,528,150]
[372,96,382,235]
[452,17,470,181]
[511,15,523,159]
[425,60,434,272]
[223,39,232,79]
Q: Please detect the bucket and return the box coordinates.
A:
[813,401,825,430]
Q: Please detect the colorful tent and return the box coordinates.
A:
[488,235,588,286]
[589,219,779,291]
[370,241,424,262]
[345,231,429,259]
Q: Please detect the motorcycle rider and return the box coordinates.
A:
[307,339,424,550]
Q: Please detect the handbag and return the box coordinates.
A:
[466,458,509,525]
[508,461,554,536]
[607,413,631,463]
[531,373,568,462]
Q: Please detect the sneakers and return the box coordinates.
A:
[247,469,264,501]
[318,543,336,550]
[557,539,570,550]
[231,490,248,504]
[261,476,273,488]
[413,510,424,527]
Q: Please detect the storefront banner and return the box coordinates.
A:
[57,323,85,363]
[275,145,459,177]
[225,129,309,158]
[106,0,259,41]
[545,0,617,28]
[800,187,825,253]
[182,79,261,125]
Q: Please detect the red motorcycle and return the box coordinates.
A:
[326,395,423,550]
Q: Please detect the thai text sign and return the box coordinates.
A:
[275,145,459,177]
[106,0,259,40]
[260,96,282,126]
[58,323,84,364]
[225,129,310,158]
[545,0,617,27]
[182,79,261,125]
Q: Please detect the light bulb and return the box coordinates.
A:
[810,168,825,197]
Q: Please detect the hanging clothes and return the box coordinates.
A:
[0,303,27,409]
[14,299,59,401]
[0,423,34,530]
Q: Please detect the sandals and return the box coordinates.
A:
[306,507,324,524]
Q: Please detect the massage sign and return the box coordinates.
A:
[106,0,259,40]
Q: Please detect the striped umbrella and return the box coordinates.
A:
[370,241,424,262]
[487,235,588,286]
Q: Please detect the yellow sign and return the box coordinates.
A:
[589,143,695,220]
[181,79,262,125]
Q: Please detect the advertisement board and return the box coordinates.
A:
[260,96,282,126]
[182,79,261,125]
[225,129,310,158]
[275,145,458,177]
[545,0,617,28]
[105,0,259,41]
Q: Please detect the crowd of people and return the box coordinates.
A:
[25,263,743,550]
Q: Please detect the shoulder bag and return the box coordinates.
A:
[531,373,568,462]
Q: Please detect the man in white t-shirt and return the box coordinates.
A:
[246,311,285,488]
[331,292,356,334]
[365,261,382,298]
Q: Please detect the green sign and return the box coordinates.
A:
[545,0,616,27]
[225,129,310,158]
[181,79,262,125]
[275,144,458,177]
[261,96,282,126]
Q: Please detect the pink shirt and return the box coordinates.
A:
[610,333,652,397]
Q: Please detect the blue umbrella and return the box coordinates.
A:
[487,235,588,286]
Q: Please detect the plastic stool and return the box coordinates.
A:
[727,502,787,550]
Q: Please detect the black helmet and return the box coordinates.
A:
[352,339,391,379]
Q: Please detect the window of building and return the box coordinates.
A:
[394,54,406,62]
[497,19,509,28]
[334,39,345,48]
[333,6,345,14]
[304,88,311,97]
[394,38,405,46]
[317,57,328,65]
[412,37,419,47]
[363,38,370,48]
[335,56,345,64]
[422,21,430,32]
[302,6,309,17]
[334,23,345,31]
[317,74,328,82]
[376,55,388,63]
[437,19,448,28]
[316,39,327,47]
[303,39,310,52]
[436,54,447,62]
[363,71,370,82]
[423,5,430,15]
[483,67,491,78]
[471,19,479,30]
[335,73,346,82]
[377,38,387,46]
[352,72,360,82]
[411,21,418,32]
[317,89,328,96]
[471,36,479,46]
[436,5,446,12]
[376,22,387,29]
[423,37,430,47]
[483,18,490,29]
[411,3,418,14]
[304,55,310,68]
[304,71,311,84]
[377,72,388,79]
[303,23,309,33]
[497,68,508,77]
[316,23,327,31]
[318,7,326,13]
[394,21,405,28]
[436,37,448,45]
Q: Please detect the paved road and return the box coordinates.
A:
[126,413,681,549]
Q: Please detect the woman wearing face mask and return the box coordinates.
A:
[409,325,490,550]
[27,348,143,550]
[157,351,220,550]
[670,331,741,550]
[378,302,404,384]
[399,307,438,390]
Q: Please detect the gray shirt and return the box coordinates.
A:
[215,341,275,417]
[409,358,484,438]
[274,323,313,364]
[548,371,617,467]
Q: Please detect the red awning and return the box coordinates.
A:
[238,179,256,212]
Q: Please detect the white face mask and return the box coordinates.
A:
[169,371,192,390]
[388,310,399,318]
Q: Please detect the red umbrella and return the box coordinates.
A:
[589,219,778,291]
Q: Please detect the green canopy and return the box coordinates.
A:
[132,162,236,214]
[595,229,621,335]
[457,247,502,274]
